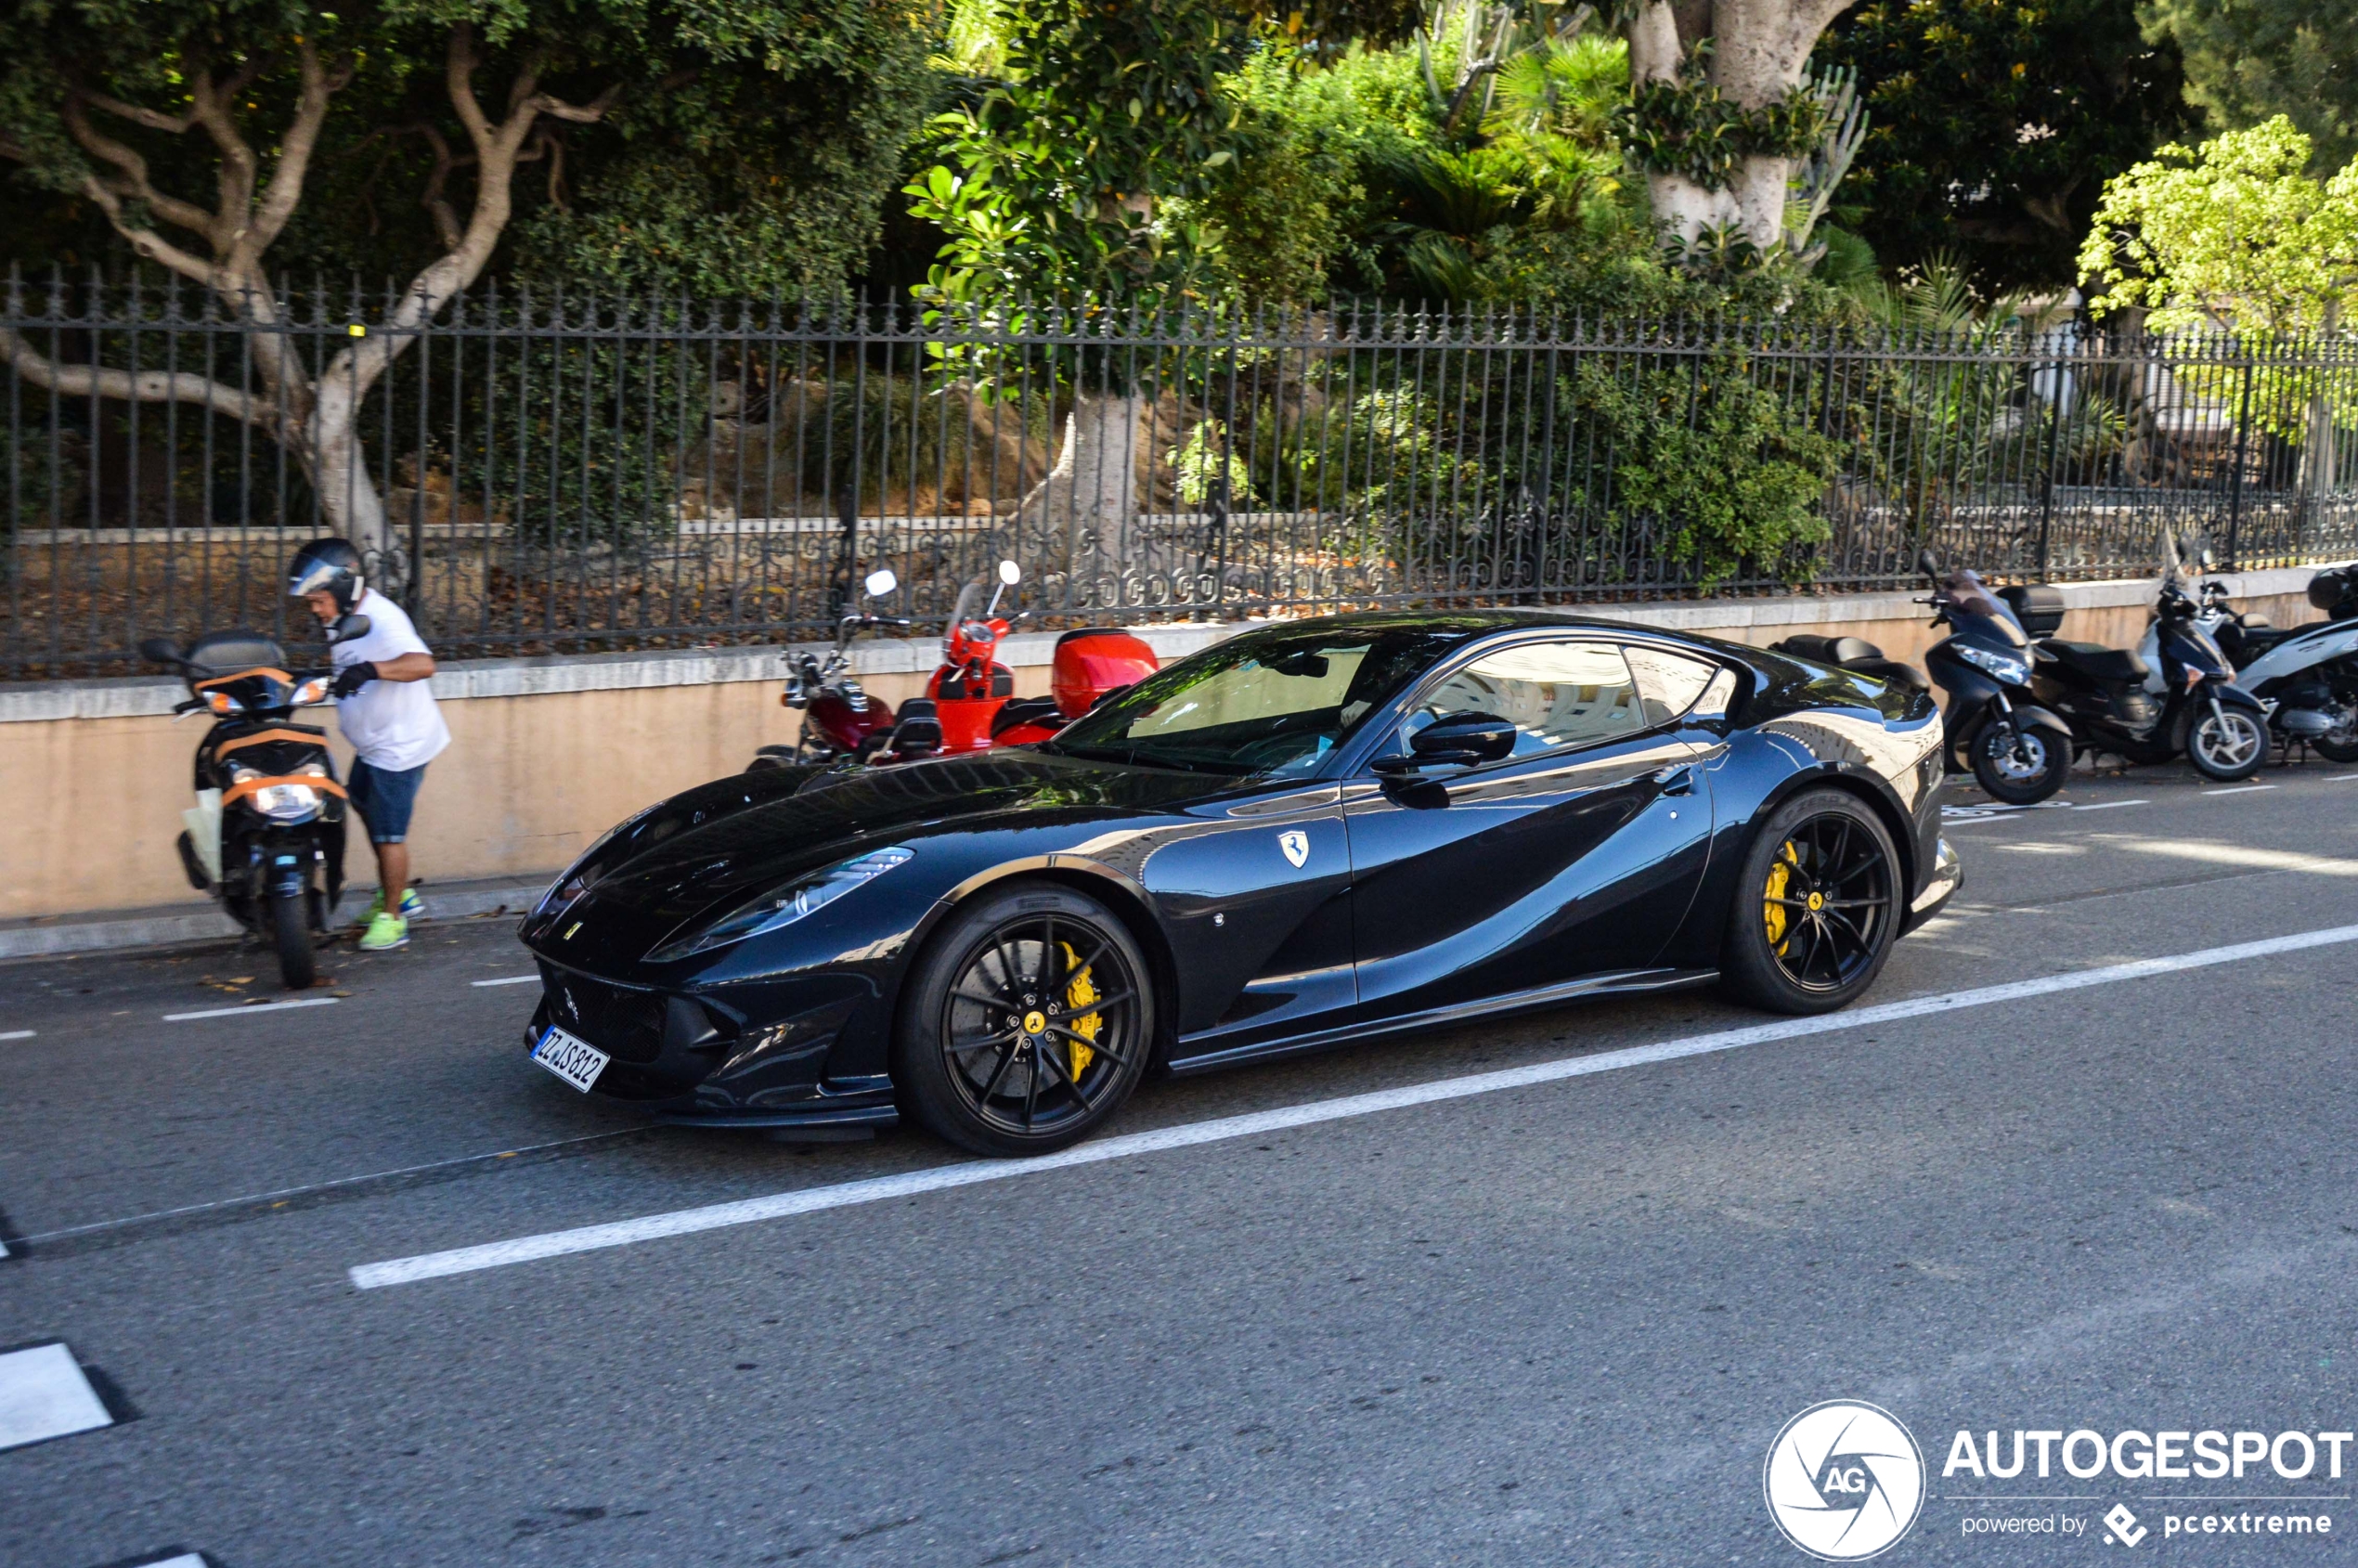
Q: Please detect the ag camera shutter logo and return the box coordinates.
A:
[1764,1400,1926,1560]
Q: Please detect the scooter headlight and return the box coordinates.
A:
[230,764,324,823]
[1954,643,2030,685]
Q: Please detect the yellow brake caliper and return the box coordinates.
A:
[1763,840,1799,955]
[1061,941,1101,1078]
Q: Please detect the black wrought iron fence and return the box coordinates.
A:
[6,270,2357,679]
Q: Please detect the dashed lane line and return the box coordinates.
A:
[2200,784,2279,797]
[162,996,340,1023]
[0,1342,113,1452]
[350,920,2358,1290]
[0,1030,32,1041]
[471,975,539,987]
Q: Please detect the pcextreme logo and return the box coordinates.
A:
[1765,1400,1927,1561]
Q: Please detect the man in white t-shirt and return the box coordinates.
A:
[287,538,451,952]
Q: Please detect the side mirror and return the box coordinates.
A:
[863,568,898,599]
[1915,548,1941,578]
[328,613,371,645]
[138,636,186,667]
[2198,548,2218,571]
[1377,712,1519,772]
[997,559,1021,586]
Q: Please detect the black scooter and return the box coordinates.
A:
[1770,550,2072,804]
[1997,564,2269,782]
[140,619,367,989]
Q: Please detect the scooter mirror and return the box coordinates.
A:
[998,560,1021,586]
[137,636,185,666]
[863,568,898,599]
[328,613,372,645]
[2198,548,2218,571]
[1915,548,1941,578]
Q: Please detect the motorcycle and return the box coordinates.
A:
[139,619,369,989]
[747,568,915,771]
[747,561,1160,774]
[1996,548,2270,783]
[1772,549,2074,804]
[2191,564,2358,763]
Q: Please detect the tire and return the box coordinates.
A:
[269,887,317,991]
[2187,704,2268,780]
[1970,719,2071,804]
[2314,694,2358,764]
[892,881,1154,1157]
[1719,789,1901,1016]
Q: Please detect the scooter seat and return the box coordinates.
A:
[185,628,287,675]
[2041,640,2148,683]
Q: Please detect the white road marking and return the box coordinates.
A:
[2061,798,2149,812]
[2200,784,2278,796]
[163,996,341,1023]
[2327,774,2358,783]
[2110,840,2358,878]
[139,1557,212,1568]
[1944,799,2149,823]
[0,1029,32,1041]
[471,975,539,988]
[350,921,2358,1290]
[0,1342,113,1451]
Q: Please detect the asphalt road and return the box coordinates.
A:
[6,761,2358,1567]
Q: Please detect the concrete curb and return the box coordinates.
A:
[0,882,546,961]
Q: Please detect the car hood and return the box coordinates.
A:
[524,750,1239,968]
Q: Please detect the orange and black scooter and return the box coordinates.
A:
[140,618,368,989]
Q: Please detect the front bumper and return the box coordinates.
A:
[1902,835,1963,934]
[525,959,897,1127]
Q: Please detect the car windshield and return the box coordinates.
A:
[1045,623,1475,778]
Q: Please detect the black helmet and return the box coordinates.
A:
[287,537,365,614]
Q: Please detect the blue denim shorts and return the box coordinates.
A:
[348,759,428,844]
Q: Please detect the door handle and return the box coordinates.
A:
[1654,764,1696,796]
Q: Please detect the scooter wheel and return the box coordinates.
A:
[2314,697,2358,764]
[270,887,317,990]
[2188,706,2268,780]
[1971,720,2071,804]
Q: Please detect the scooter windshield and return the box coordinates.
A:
[1943,570,2028,648]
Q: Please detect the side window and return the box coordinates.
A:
[1409,641,1643,758]
[1624,645,1724,727]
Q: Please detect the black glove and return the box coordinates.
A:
[330,661,378,699]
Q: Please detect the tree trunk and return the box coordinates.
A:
[305,395,393,568]
[1015,391,1146,605]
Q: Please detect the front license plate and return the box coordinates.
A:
[530,1025,609,1094]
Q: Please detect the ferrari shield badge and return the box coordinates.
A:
[1278,829,1310,868]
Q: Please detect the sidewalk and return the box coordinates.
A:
[0,874,550,961]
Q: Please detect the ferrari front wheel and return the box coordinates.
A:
[1719,790,1899,1016]
[894,882,1154,1157]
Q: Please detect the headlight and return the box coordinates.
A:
[646,846,914,963]
[292,676,330,706]
[1954,643,2029,685]
[231,764,323,823]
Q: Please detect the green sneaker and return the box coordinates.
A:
[358,912,409,952]
[363,887,426,922]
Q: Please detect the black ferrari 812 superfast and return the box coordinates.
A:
[516,612,1960,1155]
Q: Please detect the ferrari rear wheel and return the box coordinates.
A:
[894,882,1154,1157]
[1719,790,1898,1016]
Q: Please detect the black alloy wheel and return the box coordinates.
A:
[894,883,1154,1156]
[1720,789,1899,1015]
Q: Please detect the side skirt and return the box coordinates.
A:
[1164,967,1719,1078]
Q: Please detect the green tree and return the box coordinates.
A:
[0,0,934,563]
[1818,0,2189,290]
[2140,0,2358,170]
[2080,116,2358,485]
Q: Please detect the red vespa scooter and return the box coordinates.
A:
[927,562,1163,750]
